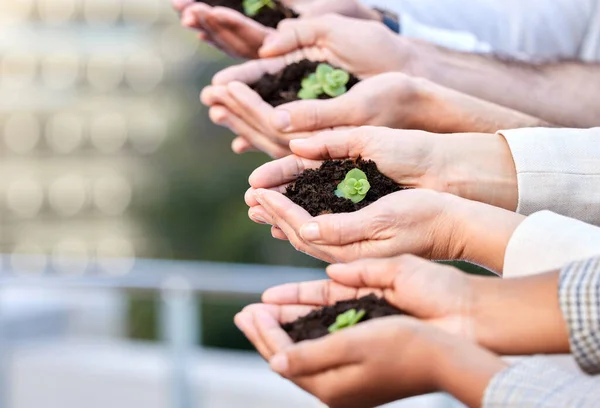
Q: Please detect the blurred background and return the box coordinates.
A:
[0,1,462,407]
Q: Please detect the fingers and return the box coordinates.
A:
[262,280,354,305]
[269,327,363,378]
[271,93,354,133]
[241,303,317,324]
[271,225,289,240]
[213,57,289,85]
[259,16,335,58]
[248,205,275,224]
[255,189,338,262]
[203,7,271,58]
[254,188,371,249]
[325,256,431,290]
[212,105,292,158]
[262,279,384,306]
[231,137,257,154]
[253,309,294,360]
[246,187,288,207]
[288,128,369,160]
[248,155,322,190]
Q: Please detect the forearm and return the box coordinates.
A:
[408,40,600,128]
[472,271,570,355]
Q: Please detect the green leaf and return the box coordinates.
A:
[297,63,351,100]
[346,169,367,181]
[356,179,371,195]
[334,169,370,203]
[315,63,334,83]
[328,309,366,333]
[323,83,347,98]
[298,88,319,100]
[243,0,275,17]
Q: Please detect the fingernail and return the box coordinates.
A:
[253,190,264,204]
[234,313,251,332]
[270,353,289,374]
[272,110,292,131]
[300,223,320,241]
[251,213,267,224]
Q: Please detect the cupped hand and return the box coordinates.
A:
[259,14,409,77]
[255,255,479,340]
[235,301,505,408]
[179,2,273,59]
[173,0,382,59]
[248,182,524,272]
[249,187,462,264]
[205,67,546,158]
[245,127,518,211]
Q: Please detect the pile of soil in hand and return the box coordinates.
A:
[251,59,360,107]
[282,294,405,342]
[284,158,404,216]
[195,0,298,28]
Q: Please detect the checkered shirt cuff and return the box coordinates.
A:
[560,257,600,374]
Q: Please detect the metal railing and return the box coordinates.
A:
[0,257,326,408]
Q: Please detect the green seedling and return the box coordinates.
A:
[335,168,371,203]
[298,63,350,100]
[243,0,275,17]
[328,309,366,333]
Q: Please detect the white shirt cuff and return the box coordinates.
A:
[504,211,600,278]
[498,127,600,226]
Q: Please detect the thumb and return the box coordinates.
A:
[288,128,368,160]
[299,209,374,246]
[270,96,349,132]
[259,17,331,58]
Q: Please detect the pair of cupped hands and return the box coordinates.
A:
[173,2,549,407]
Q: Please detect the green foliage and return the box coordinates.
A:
[243,0,275,17]
[298,63,350,99]
[335,168,371,203]
[328,309,366,333]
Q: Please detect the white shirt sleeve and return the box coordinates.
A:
[498,127,600,226]
[361,0,599,60]
[504,211,600,278]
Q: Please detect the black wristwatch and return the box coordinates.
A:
[373,7,401,34]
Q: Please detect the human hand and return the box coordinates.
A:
[205,65,546,157]
[248,183,524,272]
[246,254,570,355]
[235,304,505,408]
[245,127,518,210]
[173,0,382,59]
[259,14,410,77]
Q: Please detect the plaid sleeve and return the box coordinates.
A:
[483,356,600,407]
[560,257,600,374]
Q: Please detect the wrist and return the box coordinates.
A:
[445,193,525,272]
[472,271,570,355]
[438,133,518,211]
[432,335,507,407]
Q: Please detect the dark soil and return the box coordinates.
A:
[284,158,404,216]
[282,294,405,342]
[251,59,360,107]
[195,0,298,28]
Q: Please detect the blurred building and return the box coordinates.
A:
[0,0,204,276]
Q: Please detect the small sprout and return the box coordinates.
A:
[335,168,371,203]
[328,309,366,333]
[298,63,350,100]
[243,0,275,17]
